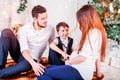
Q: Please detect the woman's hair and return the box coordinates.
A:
[32,5,46,18]
[56,22,69,32]
[76,5,107,61]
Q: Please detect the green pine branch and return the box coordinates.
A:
[17,0,28,14]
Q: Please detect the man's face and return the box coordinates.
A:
[35,12,48,28]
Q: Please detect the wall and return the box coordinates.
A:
[33,0,88,57]
[0,0,88,57]
[0,0,89,29]
[0,0,28,29]
[26,0,79,57]
[0,0,11,29]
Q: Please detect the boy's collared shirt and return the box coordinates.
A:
[54,37,69,53]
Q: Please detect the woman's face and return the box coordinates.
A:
[57,26,69,40]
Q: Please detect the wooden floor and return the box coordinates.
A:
[1,58,50,80]
[1,58,103,80]
[1,59,36,80]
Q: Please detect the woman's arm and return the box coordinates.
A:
[65,55,86,65]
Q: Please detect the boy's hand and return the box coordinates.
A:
[62,53,69,61]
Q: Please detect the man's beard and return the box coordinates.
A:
[37,21,46,28]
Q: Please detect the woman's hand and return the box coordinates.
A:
[65,59,71,65]
[65,55,86,65]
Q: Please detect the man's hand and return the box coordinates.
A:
[31,61,46,76]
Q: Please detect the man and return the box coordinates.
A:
[0,5,55,78]
[18,5,55,76]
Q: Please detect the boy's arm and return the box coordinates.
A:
[50,41,69,60]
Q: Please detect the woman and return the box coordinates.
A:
[37,5,107,80]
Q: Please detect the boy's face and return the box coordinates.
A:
[57,26,69,39]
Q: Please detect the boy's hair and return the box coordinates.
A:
[56,22,69,32]
[32,5,46,18]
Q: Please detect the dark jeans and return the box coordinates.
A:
[0,29,31,78]
[48,48,65,65]
[37,65,84,80]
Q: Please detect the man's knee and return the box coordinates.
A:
[1,28,14,38]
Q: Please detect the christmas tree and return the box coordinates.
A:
[88,0,120,44]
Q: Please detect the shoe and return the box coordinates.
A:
[97,73,104,80]
[93,72,104,80]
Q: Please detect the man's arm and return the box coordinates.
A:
[22,50,45,75]
[18,27,45,76]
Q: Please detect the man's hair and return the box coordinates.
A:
[56,22,69,32]
[32,5,46,18]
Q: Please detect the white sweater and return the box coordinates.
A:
[70,29,102,80]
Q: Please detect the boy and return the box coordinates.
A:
[48,22,74,65]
